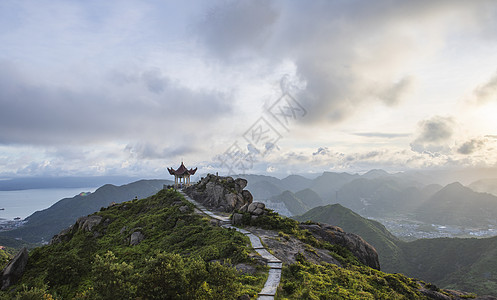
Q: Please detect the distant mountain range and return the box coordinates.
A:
[295,203,497,296]
[0,179,171,243]
[269,189,324,216]
[469,178,497,196]
[2,172,497,296]
[240,170,497,228]
[416,182,497,227]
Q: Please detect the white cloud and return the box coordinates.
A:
[2,1,497,177]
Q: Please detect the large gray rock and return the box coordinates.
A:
[50,215,104,245]
[130,231,145,246]
[184,174,253,212]
[50,226,74,245]
[299,223,380,270]
[77,215,103,232]
[1,247,28,290]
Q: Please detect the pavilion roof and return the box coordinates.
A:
[168,162,197,176]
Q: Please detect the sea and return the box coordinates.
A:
[0,187,98,222]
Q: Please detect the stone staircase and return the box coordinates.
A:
[179,190,282,299]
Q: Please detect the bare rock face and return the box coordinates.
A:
[184,174,253,212]
[77,215,103,232]
[51,215,105,245]
[1,247,28,290]
[299,223,380,270]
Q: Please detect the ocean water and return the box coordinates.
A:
[0,187,97,221]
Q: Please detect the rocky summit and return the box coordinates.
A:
[184,174,253,212]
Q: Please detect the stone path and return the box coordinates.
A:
[179,190,282,299]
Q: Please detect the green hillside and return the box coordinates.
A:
[295,204,405,271]
[295,188,324,208]
[295,203,497,296]
[399,236,497,296]
[416,182,497,227]
[270,190,309,216]
[1,189,265,299]
[1,179,170,244]
[0,188,468,299]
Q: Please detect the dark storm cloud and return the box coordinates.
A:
[125,142,196,160]
[410,116,455,153]
[457,139,486,155]
[473,71,497,105]
[197,0,279,59]
[195,1,491,125]
[414,116,454,143]
[141,69,169,94]
[0,62,231,145]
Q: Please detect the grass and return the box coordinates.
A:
[0,189,266,299]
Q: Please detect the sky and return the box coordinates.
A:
[1,0,497,180]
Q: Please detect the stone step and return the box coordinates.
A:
[178,189,282,298]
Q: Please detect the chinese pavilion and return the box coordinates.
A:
[167,162,197,188]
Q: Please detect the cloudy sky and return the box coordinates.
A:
[1,0,497,179]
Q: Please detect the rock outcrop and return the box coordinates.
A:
[232,202,267,225]
[130,230,145,246]
[77,215,103,232]
[299,223,380,270]
[50,215,105,245]
[184,174,253,212]
[1,247,28,290]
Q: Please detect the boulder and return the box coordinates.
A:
[1,247,28,290]
[235,263,256,275]
[234,178,248,192]
[50,214,104,245]
[299,223,380,270]
[50,226,74,245]
[242,190,253,203]
[77,215,103,232]
[253,208,265,216]
[239,203,249,213]
[183,174,253,212]
[247,202,265,216]
[247,203,258,213]
[130,231,145,246]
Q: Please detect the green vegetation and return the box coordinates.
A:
[0,180,170,244]
[236,210,362,267]
[277,255,428,299]
[399,236,497,297]
[295,204,405,271]
[295,203,497,296]
[0,248,10,269]
[3,183,493,299]
[0,189,266,299]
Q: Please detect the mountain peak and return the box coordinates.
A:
[363,169,390,178]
